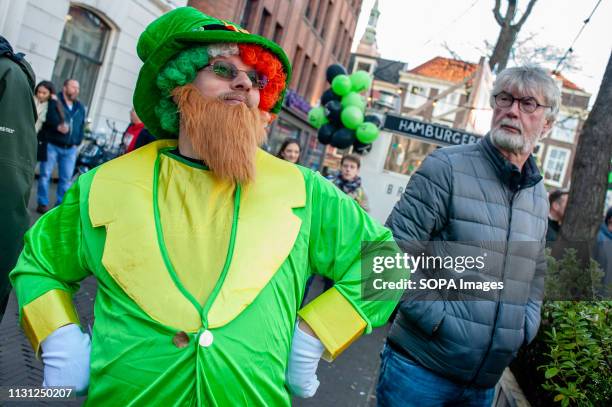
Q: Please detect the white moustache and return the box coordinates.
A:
[499,119,523,134]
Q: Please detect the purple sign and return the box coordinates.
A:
[284,89,312,115]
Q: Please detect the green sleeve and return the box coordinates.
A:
[299,171,402,359]
[9,179,91,350]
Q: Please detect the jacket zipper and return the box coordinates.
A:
[69,117,74,143]
[469,189,516,385]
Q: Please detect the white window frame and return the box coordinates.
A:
[543,146,571,187]
[404,84,430,108]
[377,90,398,108]
[356,61,372,73]
[432,91,460,120]
[353,56,375,75]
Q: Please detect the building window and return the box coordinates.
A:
[375,91,398,110]
[273,23,284,43]
[305,0,317,20]
[241,0,259,30]
[543,146,571,186]
[301,132,326,170]
[266,118,301,156]
[313,0,325,27]
[432,92,460,121]
[306,64,318,100]
[404,85,430,109]
[356,62,371,73]
[384,134,437,176]
[297,55,312,96]
[320,1,333,38]
[333,21,344,57]
[258,8,272,37]
[340,32,351,64]
[552,113,578,143]
[292,46,303,89]
[51,6,111,108]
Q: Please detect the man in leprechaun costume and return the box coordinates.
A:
[10,7,402,406]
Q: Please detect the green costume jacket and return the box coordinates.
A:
[10,140,399,406]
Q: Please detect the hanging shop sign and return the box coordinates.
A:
[383,114,481,146]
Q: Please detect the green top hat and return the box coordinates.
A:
[134,7,292,139]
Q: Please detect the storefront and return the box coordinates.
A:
[265,89,326,170]
[381,114,481,175]
[0,0,180,135]
[360,114,482,223]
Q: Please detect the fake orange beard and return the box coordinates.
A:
[172,84,266,184]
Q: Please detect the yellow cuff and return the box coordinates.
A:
[298,287,367,361]
[21,289,80,356]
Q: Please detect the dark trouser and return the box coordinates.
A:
[376,344,495,407]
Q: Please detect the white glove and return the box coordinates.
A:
[286,323,325,398]
[41,323,91,394]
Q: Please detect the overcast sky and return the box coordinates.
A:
[352,0,611,100]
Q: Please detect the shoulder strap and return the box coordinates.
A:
[0,35,35,90]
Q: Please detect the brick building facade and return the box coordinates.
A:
[188,0,363,170]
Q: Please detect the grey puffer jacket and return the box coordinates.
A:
[386,135,548,388]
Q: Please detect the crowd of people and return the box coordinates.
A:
[4,10,399,403]
[276,139,370,212]
[35,78,86,214]
[0,6,610,406]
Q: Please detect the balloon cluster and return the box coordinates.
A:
[307,64,381,153]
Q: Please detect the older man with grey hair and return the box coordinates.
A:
[377,65,560,407]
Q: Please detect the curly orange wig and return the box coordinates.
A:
[238,44,287,112]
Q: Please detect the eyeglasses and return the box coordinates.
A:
[202,61,268,90]
[494,92,551,114]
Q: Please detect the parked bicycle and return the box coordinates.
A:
[72,120,122,181]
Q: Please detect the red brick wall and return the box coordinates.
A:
[188,0,361,106]
[187,0,243,22]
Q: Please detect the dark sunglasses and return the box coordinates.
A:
[203,60,268,90]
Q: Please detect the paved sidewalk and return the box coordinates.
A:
[1,279,388,407]
[0,283,94,406]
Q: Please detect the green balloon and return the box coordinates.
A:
[308,106,327,129]
[356,122,379,143]
[331,74,352,96]
[350,70,372,92]
[340,106,364,130]
[341,92,366,110]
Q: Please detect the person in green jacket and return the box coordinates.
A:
[0,35,37,321]
[10,8,402,405]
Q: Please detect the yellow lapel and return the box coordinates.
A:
[89,141,305,331]
[207,150,305,327]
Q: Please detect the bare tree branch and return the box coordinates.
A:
[506,0,518,26]
[511,35,581,72]
[489,1,543,72]
[515,0,538,28]
[442,41,463,61]
[478,39,495,56]
[514,31,538,48]
[493,0,504,25]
